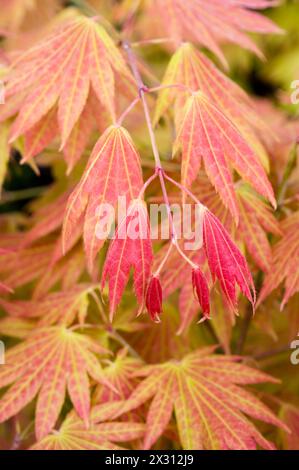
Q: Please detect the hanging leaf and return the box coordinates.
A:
[202,209,255,311]
[63,125,144,271]
[155,42,270,170]
[102,199,153,320]
[174,91,276,220]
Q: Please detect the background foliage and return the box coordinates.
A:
[0,0,298,451]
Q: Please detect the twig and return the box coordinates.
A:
[254,345,290,361]
[107,327,143,361]
[123,41,199,272]
[235,304,253,355]
[235,271,263,354]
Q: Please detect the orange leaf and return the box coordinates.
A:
[0,326,109,440]
[31,405,145,450]
[2,14,133,170]
[118,348,287,450]
[147,0,282,67]
[258,211,299,309]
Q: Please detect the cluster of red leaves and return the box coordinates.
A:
[0,0,298,451]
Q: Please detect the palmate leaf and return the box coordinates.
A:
[192,175,281,272]
[0,325,111,440]
[33,244,87,300]
[236,185,282,272]
[31,403,145,450]
[0,317,35,339]
[147,0,281,67]
[63,125,144,271]
[0,0,59,32]
[20,187,86,265]
[258,211,299,309]
[174,91,276,221]
[102,199,153,319]
[21,190,71,248]
[279,404,299,450]
[0,283,98,327]
[119,348,287,450]
[93,349,143,403]
[0,243,54,290]
[155,42,270,169]
[1,13,134,171]
[0,241,86,299]
[0,0,37,31]
[202,209,255,311]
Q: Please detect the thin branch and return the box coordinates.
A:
[235,271,263,354]
[131,38,174,47]
[107,328,143,361]
[235,304,253,355]
[254,345,290,361]
[123,41,199,272]
[122,41,162,169]
[117,95,140,126]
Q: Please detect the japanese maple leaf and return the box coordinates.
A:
[202,209,255,311]
[0,241,86,299]
[0,13,134,171]
[20,188,85,266]
[279,404,299,450]
[0,0,37,31]
[174,91,276,220]
[102,199,153,320]
[118,347,287,450]
[0,243,54,290]
[63,125,143,271]
[0,317,34,339]
[258,211,299,309]
[0,326,111,440]
[94,350,143,403]
[236,185,282,272]
[31,403,145,450]
[147,0,281,67]
[155,42,270,170]
[21,190,71,248]
[192,175,281,272]
[178,281,206,334]
[32,244,87,300]
[0,284,99,327]
[0,0,60,34]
